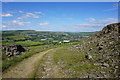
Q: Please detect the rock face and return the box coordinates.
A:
[3,44,25,57]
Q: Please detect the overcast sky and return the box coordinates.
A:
[2,2,118,32]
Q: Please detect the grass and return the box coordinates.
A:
[3,34,32,41]
[27,45,50,50]
[2,41,43,47]
[14,41,43,47]
[53,43,96,77]
[54,47,86,64]
[53,46,91,71]
[74,64,94,71]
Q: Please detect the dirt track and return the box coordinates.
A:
[2,48,59,78]
[35,47,63,78]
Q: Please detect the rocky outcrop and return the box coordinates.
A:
[102,23,120,34]
[3,44,25,58]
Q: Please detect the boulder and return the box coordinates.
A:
[85,54,92,59]
[98,46,103,50]
[88,74,97,78]
[3,44,25,57]
[9,44,25,53]
[94,63,102,66]
[102,63,109,67]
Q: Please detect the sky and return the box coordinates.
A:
[2,2,118,32]
[2,0,120,2]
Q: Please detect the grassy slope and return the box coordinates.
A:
[53,46,95,78]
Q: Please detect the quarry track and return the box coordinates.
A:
[2,48,60,78]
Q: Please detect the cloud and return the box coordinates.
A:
[54,24,101,32]
[3,20,31,26]
[25,13,40,18]
[74,18,118,31]
[2,20,32,30]
[55,18,118,32]
[75,23,102,27]
[97,18,118,24]
[104,3,118,11]
[1,13,13,17]
[7,11,17,13]
[17,17,22,19]
[24,22,31,23]
[67,18,72,20]
[12,20,24,26]
[85,17,117,24]
[85,18,117,26]
[35,12,42,14]
[2,25,6,28]
[17,12,40,19]
[39,22,50,26]
[86,18,96,22]
[19,10,24,13]
[6,10,23,13]
[34,12,45,15]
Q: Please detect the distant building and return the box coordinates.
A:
[84,36,89,38]
[48,38,53,40]
[24,34,37,36]
[41,39,47,41]
[59,41,62,43]
[63,40,70,43]
[27,40,31,41]
[53,40,59,42]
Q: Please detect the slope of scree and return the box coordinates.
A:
[71,22,120,78]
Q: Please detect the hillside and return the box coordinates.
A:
[74,22,120,78]
[35,23,120,78]
[2,23,119,78]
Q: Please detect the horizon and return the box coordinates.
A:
[2,2,118,32]
[2,29,99,33]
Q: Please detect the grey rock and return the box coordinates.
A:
[3,44,25,58]
[102,63,109,67]
[98,46,103,50]
[88,74,97,78]
[85,54,92,59]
